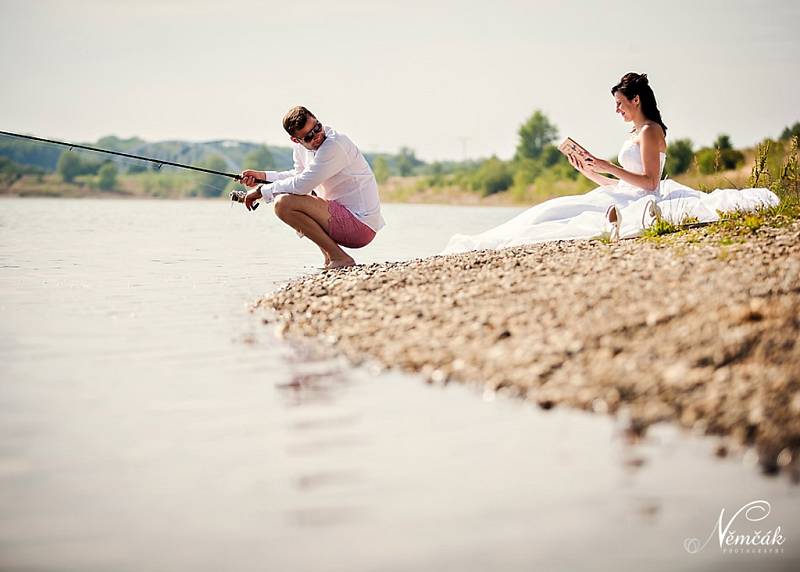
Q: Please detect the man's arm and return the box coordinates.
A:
[265,146,304,182]
[267,141,348,196]
[240,147,305,188]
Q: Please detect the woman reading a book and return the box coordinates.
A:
[442,72,778,253]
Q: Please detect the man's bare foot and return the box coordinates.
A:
[325,256,355,269]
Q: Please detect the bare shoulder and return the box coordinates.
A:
[640,123,666,151]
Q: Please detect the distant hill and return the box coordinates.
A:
[119,139,295,173]
[0,134,296,174]
[0,136,64,171]
[0,132,435,178]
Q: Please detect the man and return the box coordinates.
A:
[240,106,385,269]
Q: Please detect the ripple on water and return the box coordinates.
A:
[0,199,798,571]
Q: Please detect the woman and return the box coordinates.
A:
[442,73,778,254]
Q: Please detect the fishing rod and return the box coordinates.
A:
[0,129,266,208]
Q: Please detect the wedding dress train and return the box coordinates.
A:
[442,139,779,254]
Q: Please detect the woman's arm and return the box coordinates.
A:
[567,153,617,186]
[585,126,662,192]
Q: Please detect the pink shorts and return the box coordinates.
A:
[327,200,376,248]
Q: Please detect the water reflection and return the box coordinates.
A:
[1,199,798,571]
[273,344,366,527]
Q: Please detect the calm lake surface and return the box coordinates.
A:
[1,198,798,571]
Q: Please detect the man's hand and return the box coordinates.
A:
[245,188,263,211]
[240,169,265,188]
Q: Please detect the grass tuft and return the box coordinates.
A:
[593,232,613,244]
[750,140,771,188]
[642,218,678,238]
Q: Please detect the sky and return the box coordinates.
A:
[0,0,798,162]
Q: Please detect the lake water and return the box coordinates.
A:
[1,198,798,571]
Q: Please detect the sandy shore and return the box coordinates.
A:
[258,221,800,475]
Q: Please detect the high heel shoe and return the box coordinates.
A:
[641,197,663,229]
[606,204,621,241]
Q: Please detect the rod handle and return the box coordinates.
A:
[233,175,269,185]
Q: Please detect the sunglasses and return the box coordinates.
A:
[301,121,323,143]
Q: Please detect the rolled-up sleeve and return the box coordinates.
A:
[267,140,348,196]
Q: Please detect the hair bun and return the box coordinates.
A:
[638,73,649,85]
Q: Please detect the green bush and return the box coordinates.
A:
[515,110,558,161]
[469,157,513,196]
[749,138,796,188]
[0,138,63,171]
[396,147,423,177]
[97,162,118,191]
[57,152,83,183]
[539,144,562,168]
[721,149,745,170]
[135,171,194,198]
[56,151,104,182]
[0,156,43,176]
[511,157,544,190]
[665,138,693,176]
[695,145,744,174]
[547,160,579,181]
[372,156,390,184]
[714,134,733,151]
[780,122,800,141]
[193,155,229,197]
[763,138,788,181]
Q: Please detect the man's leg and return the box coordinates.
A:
[272,194,355,267]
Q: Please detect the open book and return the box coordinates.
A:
[558,137,589,158]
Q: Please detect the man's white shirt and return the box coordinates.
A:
[264,126,385,232]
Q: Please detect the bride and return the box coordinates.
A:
[442,72,779,254]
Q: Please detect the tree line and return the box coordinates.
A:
[384,116,800,198]
[2,119,798,198]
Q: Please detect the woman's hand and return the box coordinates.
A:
[567,150,618,188]
[583,155,613,174]
[567,152,588,173]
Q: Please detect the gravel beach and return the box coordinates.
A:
[258,221,800,475]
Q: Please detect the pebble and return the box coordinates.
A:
[259,220,800,474]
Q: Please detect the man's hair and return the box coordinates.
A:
[283,106,315,136]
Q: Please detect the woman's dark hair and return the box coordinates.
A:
[611,73,667,135]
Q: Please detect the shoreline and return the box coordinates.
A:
[0,164,761,207]
[0,187,523,206]
[258,220,800,476]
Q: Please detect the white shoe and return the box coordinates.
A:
[606,204,621,241]
[641,198,662,229]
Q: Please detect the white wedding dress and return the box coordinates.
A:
[442,138,779,254]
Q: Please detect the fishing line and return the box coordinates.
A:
[0,130,267,207]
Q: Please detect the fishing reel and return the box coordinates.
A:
[230,189,259,210]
